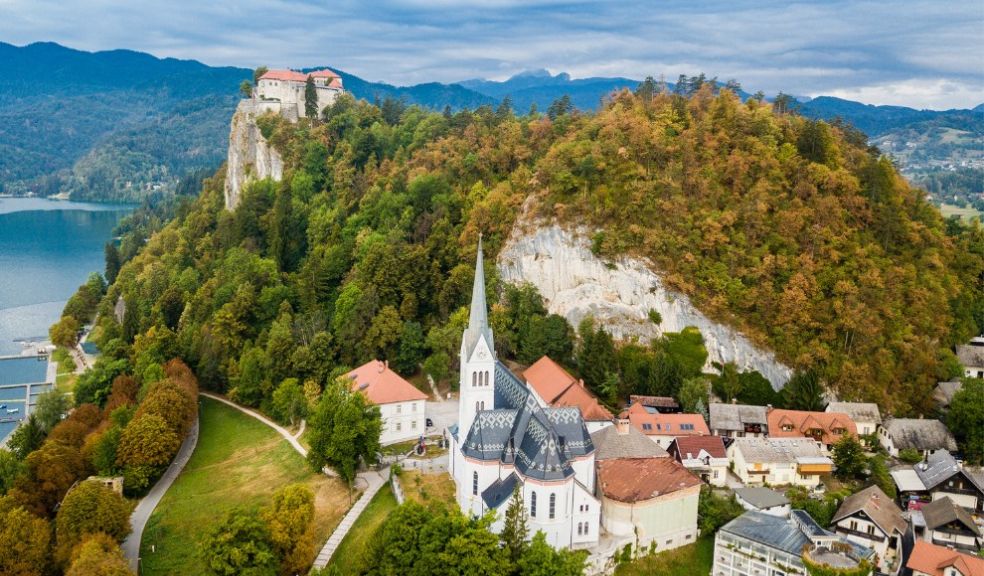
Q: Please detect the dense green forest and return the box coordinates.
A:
[84,85,982,420]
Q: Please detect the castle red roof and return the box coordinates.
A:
[259,68,340,83]
[347,360,428,405]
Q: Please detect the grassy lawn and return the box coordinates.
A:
[140,396,351,575]
[614,536,715,576]
[941,203,983,222]
[52,348,77,394]
[400,469,455,505]
[328,483,398,575]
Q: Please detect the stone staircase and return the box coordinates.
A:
[311,469,388,570]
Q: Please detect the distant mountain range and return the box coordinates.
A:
[0,41,980,204]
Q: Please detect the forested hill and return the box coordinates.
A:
[87,87,982,424]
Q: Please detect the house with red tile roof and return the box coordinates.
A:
[667,435,728,486]
[254,68,343,119]
[348,360,428,445]
[620,403,709,448]
[523,356,613,432]
[767,408,857,449]
[906,540,984,576]
[596,457,701,552]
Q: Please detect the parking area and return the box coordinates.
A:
[425,398,458,436]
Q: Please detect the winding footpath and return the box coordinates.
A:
[121,415,200,573]
[197,392,387,571]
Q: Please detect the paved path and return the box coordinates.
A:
[200,391,310,459]
[294,419,306,439]
[311,468,388,570]
[122,414,200,573]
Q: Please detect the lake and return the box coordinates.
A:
[0,197,132,356]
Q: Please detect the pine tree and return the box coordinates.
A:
[501,482,528,563]
[304,75,318,119]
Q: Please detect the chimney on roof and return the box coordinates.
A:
[615,418,630,435]
[731,398,738,404]
[377,360,385,373]
[578,378,585,388]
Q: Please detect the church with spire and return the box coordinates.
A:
[448,237,601,550]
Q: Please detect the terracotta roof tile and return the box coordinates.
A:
[767,408,857,444]
[621,403,709,437]
[907,540,984,576]
[629,395,680,409]
[523,356,577,404]
[347,360,428,405]
[522,356,612,421]
[259,68,340,83]
[669,435,727,459]
[597,458,701,503]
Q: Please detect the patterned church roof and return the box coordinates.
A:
[462,360,594,481]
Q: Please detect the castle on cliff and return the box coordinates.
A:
[253,68,344,120]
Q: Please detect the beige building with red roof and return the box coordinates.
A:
[596,457,702,552]
[254,68,343,119]
[620,403,709,448]
[522,356,613,432]
[348,360,428,445]
[766,408,857,449]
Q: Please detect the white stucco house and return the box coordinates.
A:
[831,485,906,571]
[734,487,791,517]
[956,336,984,379]
[347,360,428,445]
[727,437,832,488]
[879,418,957,458]
[826,402,882,438]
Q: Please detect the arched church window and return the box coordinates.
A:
[549,493,556,519]
[530,491,537,517]
[472,372,476,387]
[472,471,478,496]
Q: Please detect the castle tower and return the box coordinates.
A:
[457,235,496,443]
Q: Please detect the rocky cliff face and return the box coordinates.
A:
[224,100,284,210]
[497,223,793,389]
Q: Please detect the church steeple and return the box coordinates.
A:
[462,234,494,358]
[469,234,489,332]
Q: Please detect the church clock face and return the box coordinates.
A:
[477,347,489,360]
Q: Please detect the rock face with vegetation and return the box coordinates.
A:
[224,100,285,210]
[498,222,793,387]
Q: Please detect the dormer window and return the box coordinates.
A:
[782,424,794,432]
[642,423,652,431]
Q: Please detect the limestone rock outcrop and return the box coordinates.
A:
[497,223,793,389]
[224,99,284,210]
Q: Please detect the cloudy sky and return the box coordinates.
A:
[2,0,982,109]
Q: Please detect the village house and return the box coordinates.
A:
[911,451,984,513]
[728,437,833,488]
[628,394,681,414]
[667,435,728,487]
[831,485,906,571]
[825,402,882,438]
[709,402,768,438]
[590,418,669,461]
[347,360,428,445]
[906,540,984,576]
[448,239,600,550]
[713,510,875,576]
[523,356,614,433]
[254,69,343,119]
[879,418,958,458]
[620,403,709,448]
[766,407,858,450]
[919,497,982,552]
[596,456,702,553]
[956,336,984,379]
[733,487,790,517]
[934,380,964,411]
